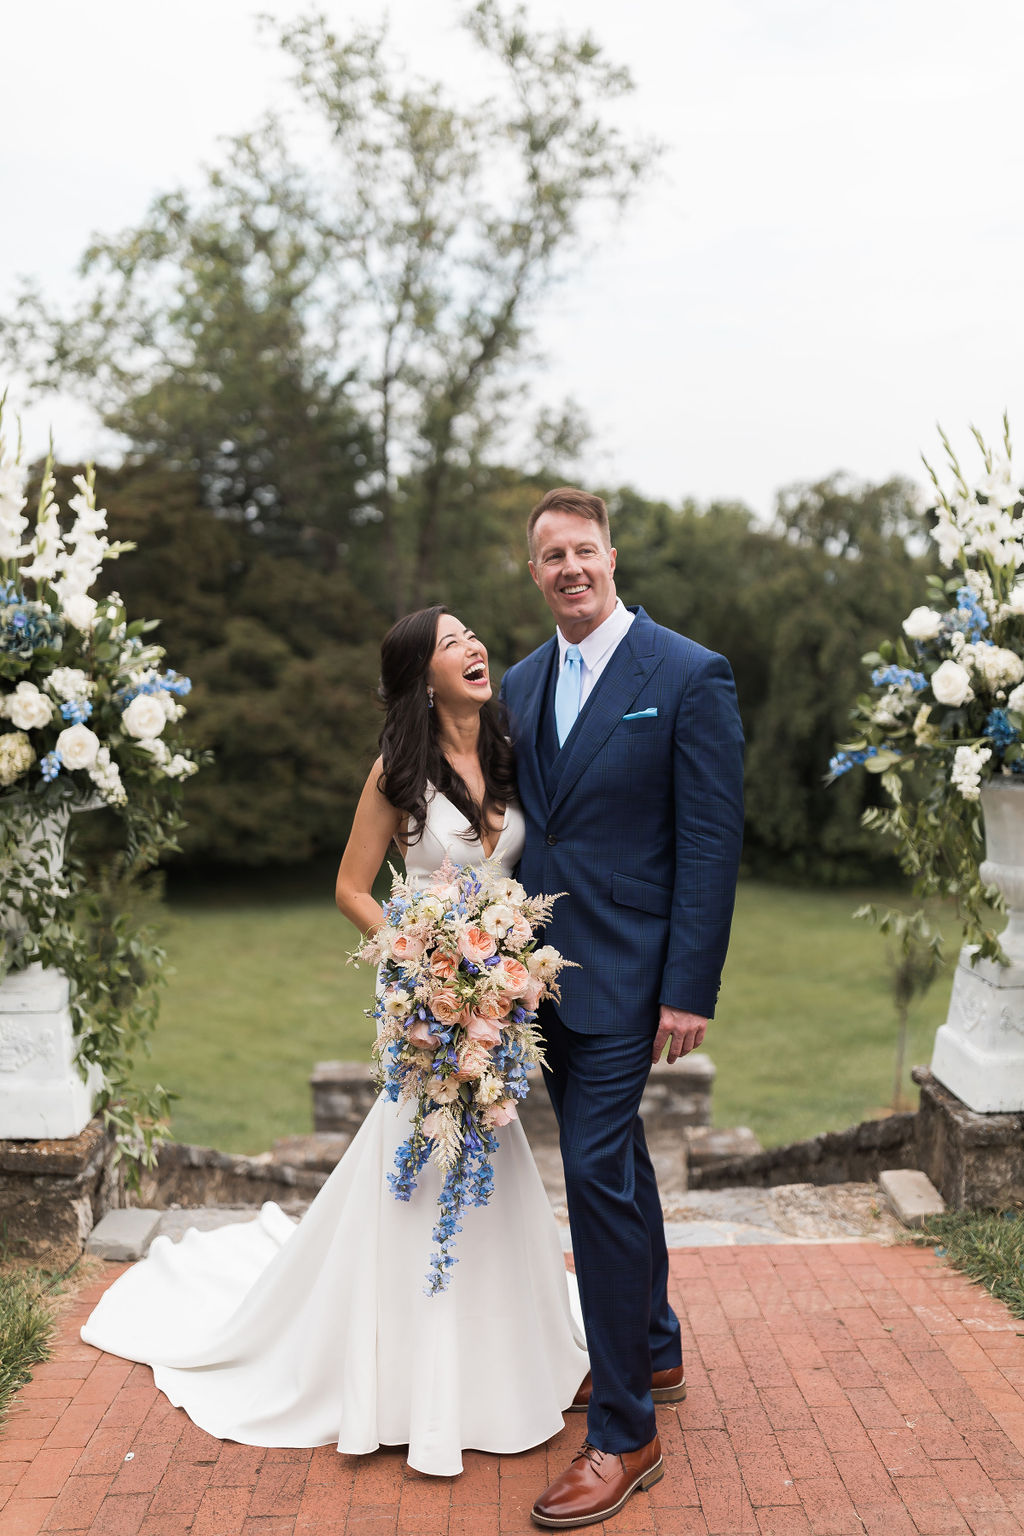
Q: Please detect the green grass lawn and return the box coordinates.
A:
[138,876,965,1155]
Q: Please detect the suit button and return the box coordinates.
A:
[546,834,558,846]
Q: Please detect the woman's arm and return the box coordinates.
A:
[335,757,405,936]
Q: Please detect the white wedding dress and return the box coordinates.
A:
[82,793,588,1475]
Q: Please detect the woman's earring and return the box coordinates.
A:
[426,685,435,708]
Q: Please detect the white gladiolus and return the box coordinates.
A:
[0,730,35,787]
[902,607,943,641]
[930,660,973,707]
[976,461,1020,510]
[932,513,963,567]
[950,744,992,802]
[4,681,55,731]
[19,463,66,583]
[55,723,100,770]
[61,592,98,631]
[0,457,29,560]
[121,693,167,740]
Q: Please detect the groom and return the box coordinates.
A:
[501,487,745,1529]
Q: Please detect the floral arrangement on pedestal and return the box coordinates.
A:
[830,418,1024,963]
[0,396,204,1168]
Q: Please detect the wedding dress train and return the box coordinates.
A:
[82,794,588,1476]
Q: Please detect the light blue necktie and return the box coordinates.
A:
[555,645,583,747]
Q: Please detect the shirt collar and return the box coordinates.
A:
[556,598,634,671]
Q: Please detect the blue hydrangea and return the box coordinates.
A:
[0,587,63,660]
[870,665,927,692]
[985,708,1019,751]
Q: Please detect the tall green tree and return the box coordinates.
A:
[1,2,653,615]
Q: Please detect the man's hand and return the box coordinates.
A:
[652,1006,708,1065]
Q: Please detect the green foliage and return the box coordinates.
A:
[0,1262,60,1425]
[908,1209,1024,1321]
[141,876,962,1153]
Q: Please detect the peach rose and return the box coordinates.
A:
[458,926,497,964]
[427,986,465,1024]
[466,1011,502,1047]
[454,1039,491,1081]
[391,932,426,962]
[493,957,530,996]
[482,1099,519,1129]
[473,993,511,1022]
[407,1018,440,1050]
[520,976,545,1011]
[506,912,533,951]
[429,950,458,980]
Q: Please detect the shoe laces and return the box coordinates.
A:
[573,1441,607,1471]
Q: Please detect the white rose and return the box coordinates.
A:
[121,693,167,740]
[5,681,55,731]
[1008,683,1024,713]
[56,723,100,770]
[415,895,444,923]
[62,593,98,632]
[930,660,973,707]
[902,607,943,642]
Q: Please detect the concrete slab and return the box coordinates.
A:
[86,1207,163,1261]
[879,1167,947,1228]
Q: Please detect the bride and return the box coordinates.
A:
[82,605,588,1477]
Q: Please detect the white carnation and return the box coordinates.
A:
[47,668,94,702]
[930,660,973,707]
[1008,683,1024,713]
[4,681,54,731]
[87,743,126,806]
[121,693,167,740]
[950,744,992,802]
[902,607,943,641]
[0,730,35,787]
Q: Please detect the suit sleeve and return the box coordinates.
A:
[659,651,745,1018]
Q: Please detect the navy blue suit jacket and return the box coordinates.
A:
[501,606,745,1033]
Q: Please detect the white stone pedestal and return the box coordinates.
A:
[0,963,103,1139]
[930,777,1024,1113]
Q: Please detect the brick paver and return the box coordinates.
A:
[3,1244,1024,1534]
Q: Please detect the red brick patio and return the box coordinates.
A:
[3,1241,1024,1535]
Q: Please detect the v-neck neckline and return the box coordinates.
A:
[435,789,508,861]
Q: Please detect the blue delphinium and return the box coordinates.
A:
[59,698,93,725]
[828,746,880,779]
[952,586,990,642]
[870,665,927,692]
[118,668,192,705]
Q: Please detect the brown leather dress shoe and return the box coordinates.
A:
[532,1435,663,1528]
[567,1365,686,1412]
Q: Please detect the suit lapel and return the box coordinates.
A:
[510,638,557,813]
[547,609,663,818]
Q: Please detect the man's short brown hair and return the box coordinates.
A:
[527,487,611,558]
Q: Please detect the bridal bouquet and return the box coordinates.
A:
[830,417,1024,959]
[356,857,572,1294]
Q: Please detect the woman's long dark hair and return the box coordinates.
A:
[377,605,517,846]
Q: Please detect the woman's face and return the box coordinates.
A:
[427,614,491,711]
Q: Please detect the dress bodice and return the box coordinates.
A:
[403,790,525,888]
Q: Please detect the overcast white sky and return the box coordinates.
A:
[2,0,1022,517]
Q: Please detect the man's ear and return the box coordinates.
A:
[528,560,540,589]
[608,546,617,575]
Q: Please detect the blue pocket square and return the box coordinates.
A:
[622,707,658,720]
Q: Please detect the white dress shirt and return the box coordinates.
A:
[555,598,635,710]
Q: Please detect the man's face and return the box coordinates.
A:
[529,511,617,640]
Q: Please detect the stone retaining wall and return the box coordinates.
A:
[0,1117,118,1267]
[686,1110,919,1190]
